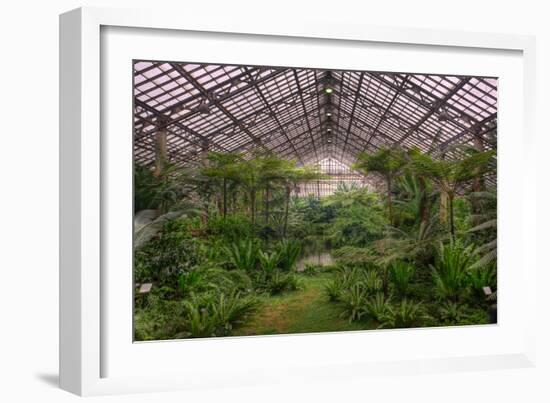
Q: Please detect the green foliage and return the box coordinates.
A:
[389,261,415,296]
[224,239,258,271]
[206,214,252,244]
[363,269,383,294]
[468,264,496,300]
[438,301,463,324]
[332,246,376,267]
[177,270,203,297]
[339,285,369,323]
[432,240,476,301]
[276,239,302,271]
[264,271,301,295]
[380,299,426,329]
[258,250,280,273]
[209,291,260,336]
[134,218,204,284]
[365,293,392,323]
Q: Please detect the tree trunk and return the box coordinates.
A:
[448,193,455,240]
[387,175,393,225]
[418,177,429,226]
[439,191,448,225]
[264,182,270,225]
[283,185,291,238]
[222,177,227,218]
[250,189,256,228]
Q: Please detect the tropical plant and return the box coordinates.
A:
[408,147,495,239]
[177,270,203,297]
[182,299,218,338]
[210,291,260,335]
[263,271,301,295]
[468,264,496,300]
[258,250,280,273]
[354,146,408,224]
[201,152,242,218]
[438,301,463,324]
[276,239,302,271]
[380,299,425,329]
[363,269,383,294]
[389,261,415,296]
[339,284,368,323]
[432,240,476,301]
[224,239,257,271]
[324,277,344,302]
[365,292,392,323]
[467,190,497,268]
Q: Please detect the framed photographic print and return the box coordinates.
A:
[60,6,537,396]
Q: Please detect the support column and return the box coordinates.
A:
[154,118,169,177]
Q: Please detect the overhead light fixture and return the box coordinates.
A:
[326,111,332,117]
[197,99,211,115]
[324,87,333,95]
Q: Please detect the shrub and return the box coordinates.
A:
[363,269,383,294]
[389,261,415,296]
[339,284,368,323]
[264,271,301,295]
[438,301,463,324]
[210,291,260,335]
[302,263,319,276]
[134,218,204,284]
[258,250,279,274]
[365,292,392,323]
[224,239,257,271]
[380,299,426,329]
[207,214,252,244]
[468,264,496,300]
[177,270,203,297]
[182,299,218,338]
[324,277,344,302]
[432,241,476,301]
[276,239,302,271]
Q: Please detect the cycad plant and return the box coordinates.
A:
[276,239,302,271]
[365,292,392,323]
[380,299,425,329]
[339,284,368,323]
[224,239,257,271]
[389,261,415,297]
[210,291,259,335]
[432,240,476,301]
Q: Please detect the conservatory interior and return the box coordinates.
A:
[133,61,498,340]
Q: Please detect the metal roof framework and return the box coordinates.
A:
[133,61,498,183]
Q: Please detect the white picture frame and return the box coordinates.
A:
[59,6,537,396]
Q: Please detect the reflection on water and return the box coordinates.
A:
[297,252,334,271]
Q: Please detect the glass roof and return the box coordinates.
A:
[133,61,498,178]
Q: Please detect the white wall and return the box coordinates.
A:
[1,1,548,401]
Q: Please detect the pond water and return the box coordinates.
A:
[296,239,334,271]
[296,252,334,271]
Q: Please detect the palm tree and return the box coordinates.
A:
[232,154,263,228]
[354,146,407,225]
[201,151,242,218]
[408,148,495,240]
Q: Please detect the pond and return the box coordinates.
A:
[296,239,334,271]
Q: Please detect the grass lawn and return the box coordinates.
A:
[233,272,375,336]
